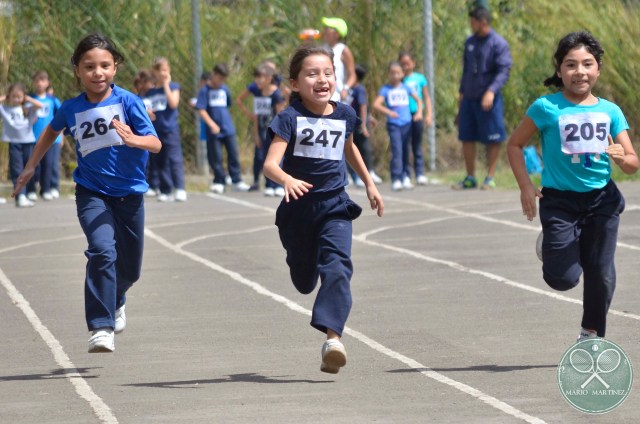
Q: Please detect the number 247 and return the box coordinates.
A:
[299,128,342,148]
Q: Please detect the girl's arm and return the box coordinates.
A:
[263,135,312,202]
[372,95,397,119]
[422,85,433,127]
[342,46,357,97]
[606,130,639,175]
[12,125,60,197]
[235,88,255,121]
[111,119,161,153]
[359,103,369,138]
[198,109,220,134]
[163,81,180,109]
[506,116,542,221]
[345,134,384,217]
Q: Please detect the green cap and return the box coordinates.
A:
[321,17,348,38]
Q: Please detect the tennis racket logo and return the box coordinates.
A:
[569,348,621,389]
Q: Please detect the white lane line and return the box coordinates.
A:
[206,193,277,213]
[0,234,84,255]
[176,225,274,248]
[0,267,117,424]
[145,228,545,423]
[358,216,461,239]
[147,212,270,230]
[353,233,640,322]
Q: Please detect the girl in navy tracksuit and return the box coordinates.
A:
[263,46,384,374]
[13,33,161,353]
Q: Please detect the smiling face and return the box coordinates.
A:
[399,55,415,76]
[388,64,404,86]
[290,53,335,114]
[558,46,600,103]
[74,47,117,102]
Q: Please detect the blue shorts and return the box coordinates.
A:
[458,92,506,144]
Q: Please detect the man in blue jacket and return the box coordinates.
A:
[456,6,512,190]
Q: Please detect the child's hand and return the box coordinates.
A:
[209,123,221,135]
[388,111,399,119]
[605,134,625,165]
[520,182,543,221]
[366,183,384,217]
[12,166,36,198]
[282,175,313,203]
[412,112,422,122]
[111,119,136,146]
[361,125,370,138]
[424,115,433,127]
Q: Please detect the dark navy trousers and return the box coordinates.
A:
[539,180,625,337]
[76,184,145,331]
[387,123,411,182]
[404,119,425,178]
[276,190,362,336]
[9,143,37,196]
[253,126,278,189]
[206,134,242,185]
[39,142,61,194]
[156,129,185,193]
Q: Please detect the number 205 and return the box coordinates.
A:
[80,115,120,140]
[564,122,607,142]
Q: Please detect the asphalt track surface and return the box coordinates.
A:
[1,181,639,423]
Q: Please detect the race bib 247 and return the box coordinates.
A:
[293,117,346,161]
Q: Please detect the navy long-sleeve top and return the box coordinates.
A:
[459,29,512,100]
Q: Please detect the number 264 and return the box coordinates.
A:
[80,115,120,140]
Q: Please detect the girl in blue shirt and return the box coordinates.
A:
[263,46,383,374]
[373,61,422,191]
[507,32,638,341]
[13,33,161,353]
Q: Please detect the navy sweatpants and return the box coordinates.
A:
[206,134,242,185]
[9,143,37,196]
[275,190,362,336]
[539,180,625,337]
[404,119,425,179]
[156,129,185,194]
[387,123,411,182]
[76,184,145,331]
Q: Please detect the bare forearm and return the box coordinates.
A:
[127,134,162,153]
[507,144,533,189]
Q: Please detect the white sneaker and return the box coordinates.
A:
[145,188,157,197]
[210,183,225,194]
[234,181,251,192]
[88,328,115,353]
[16,194,35,208]
[370,170,382,184]
[321,339,347,374]
[0,197,6,204]
[114,305,126,334]
[274,187,285,197]
[577,328,597,342]
[50,188,60,199]
[264,187,275,197]
[27,192,38,201]
[402,176,414,190]
[157,193,174,202]
[536,231,543,262]
[42,191,54,201]
[417,175,429,185]
[175,189,187,202]
[225,176,232,185]
[391,180,403,191]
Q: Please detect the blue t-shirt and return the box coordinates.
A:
[403,72,428,114]
[143,82,180,133]
[379,83,413,126]
[527,92,629,192]
[195,84,235,137]
[51,84,157,196]
[31,93,63,144]
[268,100,359,193]
[349,84,367,121]
[247,82,284,133]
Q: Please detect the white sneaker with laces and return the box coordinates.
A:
[42,191,54,201]
[321,339,347,374]
[114,305,126,334]
[210,183,225,194]
[391,180,403,191]
[577,328,597,342]
[50,188,60,199]
[88,328,115,353]
[402,176,414,190]
[27,192,38,201]
[417,175,429,185]
[536,231,543,262]
[264,187,275,197]
[175,189,187,202]
[370,170,382,184]
[274,187,285,197]
[234,181,251,192]
[16,194,35,208]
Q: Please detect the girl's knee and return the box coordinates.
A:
[543,272,580,291]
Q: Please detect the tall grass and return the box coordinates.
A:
[1,0,639,181]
